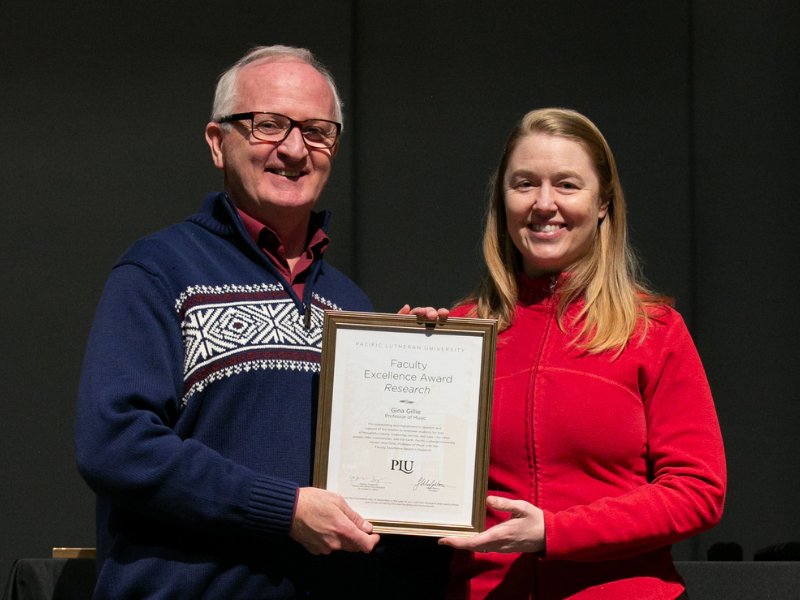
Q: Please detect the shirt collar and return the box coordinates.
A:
[236,208,330,275]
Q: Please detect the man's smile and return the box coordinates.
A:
[267,168,303,177]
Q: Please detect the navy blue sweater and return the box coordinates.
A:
[76,192,376,599]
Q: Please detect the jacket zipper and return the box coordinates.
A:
[223,193,324,332]
[529,276,558,492]
[532,274,559,598]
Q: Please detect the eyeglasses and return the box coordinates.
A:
[218,112,341,149]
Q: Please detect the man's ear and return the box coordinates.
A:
[205,122,226,170]
[330,140,339,159]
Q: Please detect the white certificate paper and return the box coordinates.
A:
[314,312,496,537]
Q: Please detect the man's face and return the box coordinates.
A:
[206,59,338,224]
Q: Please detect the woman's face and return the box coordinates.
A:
[503,133,608,279]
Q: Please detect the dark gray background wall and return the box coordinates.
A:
[2,0,798,587]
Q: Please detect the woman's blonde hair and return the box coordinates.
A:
[466,108,669,354]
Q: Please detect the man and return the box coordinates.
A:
[76,46,381,599]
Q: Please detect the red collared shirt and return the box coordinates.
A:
[237,208,329,297]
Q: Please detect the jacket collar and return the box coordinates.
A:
[517,271,570,305]
[187,191,332,238]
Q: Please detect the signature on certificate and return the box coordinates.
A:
[413,477,448,492]
[348,475,388,487]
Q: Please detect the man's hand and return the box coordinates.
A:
[289,487,380,555]
[398,304,450,321]
[438,496,545,554]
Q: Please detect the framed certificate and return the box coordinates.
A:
[313,311,497,537]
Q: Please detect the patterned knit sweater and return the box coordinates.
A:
[76,192,376,599]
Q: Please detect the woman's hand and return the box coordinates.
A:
[438,496,546,554]
[398,304,450,321]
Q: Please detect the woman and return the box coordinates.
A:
[437,108,726,600]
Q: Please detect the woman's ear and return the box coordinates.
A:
[598,195,610,220]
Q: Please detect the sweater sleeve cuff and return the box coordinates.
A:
[243,474,299,536]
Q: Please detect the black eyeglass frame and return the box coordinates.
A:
[217,112,342,149]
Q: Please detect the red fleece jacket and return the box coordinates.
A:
[447,274,726,600]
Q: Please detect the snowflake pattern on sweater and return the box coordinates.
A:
[178,284,342,405]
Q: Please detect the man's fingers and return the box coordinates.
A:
[336,511,379,553]
[340,502,378,551]
[341,498,374,534]
[359,519,374,534]
[330,495,380,552]
[289,488,380,554]
[349,530,380,553]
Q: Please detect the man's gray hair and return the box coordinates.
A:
[211,45,343,131]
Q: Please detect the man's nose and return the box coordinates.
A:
[277,125,310,160]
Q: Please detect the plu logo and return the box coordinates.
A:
[390,460,414,474]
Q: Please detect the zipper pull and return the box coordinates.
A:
[304,304,312,330]
[550,274,558,293]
